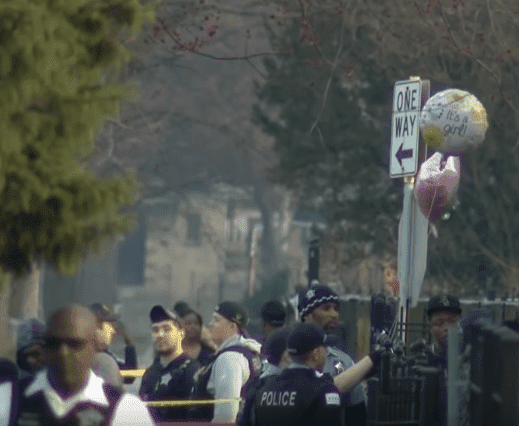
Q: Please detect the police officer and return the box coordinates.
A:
[423,295,462,426]
[12,305,154,426]
[190,301,262,423]
[426,294,462,370]
[253,323,343,426]
[239,327,291,426]
[260,300,287,339]
[139,305,200,422]
[298,284,367,426]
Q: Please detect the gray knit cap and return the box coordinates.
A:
[17,319,45,351]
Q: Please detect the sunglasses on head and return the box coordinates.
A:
[43,337,87,351]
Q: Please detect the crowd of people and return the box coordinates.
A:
[0,284,470,426]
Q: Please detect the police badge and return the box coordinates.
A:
[334,361,345,375]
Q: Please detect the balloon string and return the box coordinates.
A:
[426,182,440,222]
[425,154,444,222]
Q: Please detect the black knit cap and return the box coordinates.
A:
[298,284,339,319]
[260,300,287,327]
[215,301,249,328]
[150,305,183,326]
[265,327,290,366]
[427,295,462,318]
[287,323,326,356]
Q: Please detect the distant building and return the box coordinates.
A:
[40,183,313,363]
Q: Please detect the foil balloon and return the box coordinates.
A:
[415,152,460,222]
[420,89,489,154]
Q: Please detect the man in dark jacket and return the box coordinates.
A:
[298,284,367,426]
[139,305,200,422]
[426,294,462,371]
[239,327,291,426]
[260,300,287,340]
[253,323,343,426]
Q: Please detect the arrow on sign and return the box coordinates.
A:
[396,144,413,166]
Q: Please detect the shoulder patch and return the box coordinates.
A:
[325,392,340,406]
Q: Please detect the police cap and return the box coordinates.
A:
[260,300,287,327]
[215,301,249,328]
[265,327,290,366]
[150,305,183,326]
[287,323,326,356]
[427,295,461,318]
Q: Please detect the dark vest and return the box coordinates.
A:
[253,368,343,426]
[13,377,123,426]
[239,372,279,426]
[189,345,261,421]
[138,355,197,421]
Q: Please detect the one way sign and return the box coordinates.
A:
[390,80,421,178]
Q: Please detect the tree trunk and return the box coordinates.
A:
[0,263,43,359]
[253,179,278,284]
[9,262,43,319]
[0,274,15,360]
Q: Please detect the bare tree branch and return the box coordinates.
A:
[309,15,346,137]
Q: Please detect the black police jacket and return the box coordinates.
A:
[139,354,199,421]
[253,366,344,426]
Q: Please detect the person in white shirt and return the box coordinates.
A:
[11,304,154,426]
[190,301,262,423]
[0,359,18,426]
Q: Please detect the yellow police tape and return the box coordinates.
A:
[121,369,146,378]
[147,399,241,407]
[121,370,241,406]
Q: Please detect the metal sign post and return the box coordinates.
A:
[308,238,319,286]
[390,77,430,343]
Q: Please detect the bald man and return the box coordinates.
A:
[11,304,154,426]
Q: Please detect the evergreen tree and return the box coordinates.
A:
[0,0,155,278]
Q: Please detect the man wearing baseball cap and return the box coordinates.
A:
[89,303,137,384]
[139,305,200,422]
[260,300,287,339]
[253,323,343,426]
[240,327,292,426]
[298,284,368,426]
[189,301,262,423]
[426,295,462,369]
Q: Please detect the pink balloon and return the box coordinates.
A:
[415,153,461,222]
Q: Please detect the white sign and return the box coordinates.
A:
[398,183,429,309]
[390,80,421,177]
